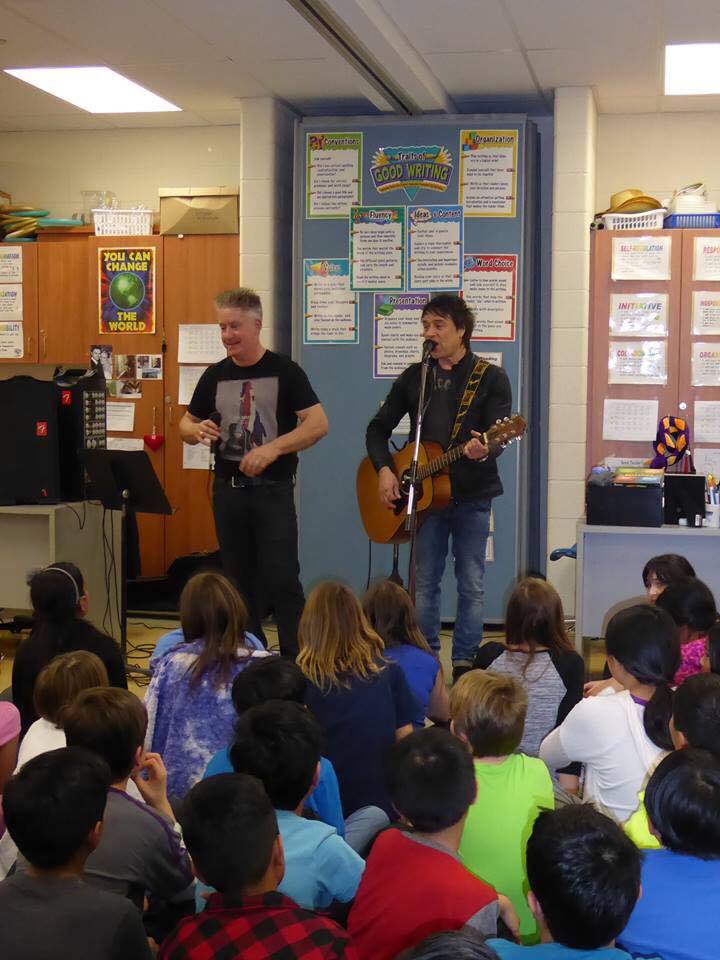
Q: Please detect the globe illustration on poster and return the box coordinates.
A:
[109,272,145,310]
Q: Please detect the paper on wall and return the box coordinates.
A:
[611,236,671,281]
[602,399,659,441]
[183,442,213,470]
[0,283,22,320]
[693,237,720,281]
[473,351,502,366]
[694,401,720,443]
[609,293,668,337]
[693,448,720,480]
[106,401,135,432]
[0,246,22,282]
[179,364,207,406]
[178,324,226,364]
[692,291,720,335]
[0,321,23,359]
[107,437,144,451]
[692,343,720,387]
[608,340,667,385]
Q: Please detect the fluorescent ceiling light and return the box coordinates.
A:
[665,44,720,95]
[4,66,181,113]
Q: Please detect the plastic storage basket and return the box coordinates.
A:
[601,209,666,231]
[664,213,720,229]
[92,209,153,236]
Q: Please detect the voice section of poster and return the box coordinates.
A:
[303,259,358,344]
[98,247,156,334]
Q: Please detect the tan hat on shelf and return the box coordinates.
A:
[597,188,663,216]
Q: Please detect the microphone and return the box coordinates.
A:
[422,339,435,360]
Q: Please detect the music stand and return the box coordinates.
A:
[80,450,172,662]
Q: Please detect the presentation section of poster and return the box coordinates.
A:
[463,254,517,341]
[459,130,518,217]
[407,205,463,292]
[306,132,362,219]
[350,206,405,292]
[303,259,358,344]
[373,293,429,379]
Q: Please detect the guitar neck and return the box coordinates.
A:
[417,442,469,481]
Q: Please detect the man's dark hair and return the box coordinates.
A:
[180,773,278,894]
[3,747,111,869]
[63,687,147,781]
[229,701,322,810]
[655,577,717,633]
[644,748,720,858]
[421,293,475,345]
[387,728,475,832]
[231,657,307,718]
[673,673,720,754]
[642,553,695,588]
[403,930,500,960]
[526,806,640,950]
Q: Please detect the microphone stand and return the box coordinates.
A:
[405,341,434,601]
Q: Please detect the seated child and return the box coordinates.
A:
[63,687,194,910]
[0,746,151,960]
[488,805,641,959]
[655,577,716,685]
[200,699,364,913]
[619,749,720,960]
[160,773,354,960]
[203,657,344,836]
[450,671,554,944]
[404,930,501,959]
[349,727,517,960]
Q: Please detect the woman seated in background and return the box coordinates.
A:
[144,570,272,798]
[362,579,449,728]
[12,562,127,736]
[298,581,418,820]
[472,577,585,793]
[655,577,717,686]
[540,604,680,821]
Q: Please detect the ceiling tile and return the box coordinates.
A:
[118,60,269,110]
[0,2,94,67]
[424,50,537,96]
[661,0,720,42]
[597,95,660,114]
[378,0,516,53]
[528,47,660,98]
[506,0,657,52]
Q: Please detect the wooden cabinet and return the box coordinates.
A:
[37,234,91,364]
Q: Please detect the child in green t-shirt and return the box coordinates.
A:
[450,670,554,944]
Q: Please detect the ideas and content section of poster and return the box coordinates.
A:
[0,320,23,358]
[611,236,671,281]
[373,293,429,378]
[693,237,720,281]
[608,340,667,385]
[98,247,155,334]
[692,291,720,334]
[303,259,358,344]
[463,254,517,341]
[407,205,463,292]
[459,130,517,217]
[306,132,362,219]
[692,343,720,387]
[350,206,405,292]
[609,293,668,337]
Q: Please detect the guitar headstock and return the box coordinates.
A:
[486,413,527,450]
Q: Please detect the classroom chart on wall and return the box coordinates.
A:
[602,398,659,441]
[0,320,23,358]
[611,236,671,281]
[0,246,22,282]
[306,132,362,219]
[608,340,667,385]
[407,205,463,291]
[0,283,22,321]
[303,258,358,343]
[177,324,226,364]
[692,292,720,334]
[695,401,720,443]
[692,343,720,387]
[349,206,405,291]
[178,365,207,406]
[459,130,518,217]
[373,293,429,378]
[463,254,517,341]
[609,293,668,337]
[693,237,720,281]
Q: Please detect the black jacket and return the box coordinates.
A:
[366,353,512,502]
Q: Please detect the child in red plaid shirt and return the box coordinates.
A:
[159,773,355,960]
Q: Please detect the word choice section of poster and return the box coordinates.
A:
[407,205,463,292]
[98,247,156,334]
[463,254,517,341]
[306,132,362,219]
[303,259,358,344]
[350,206,405,292]
[459,130,518,217]
[373,293,429,378]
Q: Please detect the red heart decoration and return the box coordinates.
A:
[144,433,164,451]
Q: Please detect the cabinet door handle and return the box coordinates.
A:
[40,330,47,357]
[168,404,174,425]
[26,335,33,355]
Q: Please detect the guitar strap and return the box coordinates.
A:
[450,355,489,445]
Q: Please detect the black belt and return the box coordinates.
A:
[214,474,292,489]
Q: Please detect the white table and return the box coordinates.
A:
[575,521,720,645]
[0,502,122,641]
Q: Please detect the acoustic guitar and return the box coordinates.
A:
[356,414,527,544]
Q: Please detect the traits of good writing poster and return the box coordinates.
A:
[98,247,155,334]
[463,254,517,341]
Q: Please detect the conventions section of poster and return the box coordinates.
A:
[295,118,535,621]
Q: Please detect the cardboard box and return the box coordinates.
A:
[159,186,238,235]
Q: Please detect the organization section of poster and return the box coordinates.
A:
[350,206,405,292]
[303,259,358,344]
[98,247,155,334]
[463,254,517,341]
[306,132,362,219]
[459,130,518,217]
[373,293,428,378]
[407,205,463,292]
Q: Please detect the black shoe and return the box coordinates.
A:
[452,662,473,684]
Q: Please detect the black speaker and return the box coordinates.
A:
[0,376,61,503]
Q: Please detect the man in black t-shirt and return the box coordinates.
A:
[180,288,328,656]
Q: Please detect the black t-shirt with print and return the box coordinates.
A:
[188,350,320,481]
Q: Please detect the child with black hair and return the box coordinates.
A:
[655,576,717,685]
[703,623,720,674]
[348,728,517,960]
[403,930,501,960]
[619,749,720,960]
[12,562,127,735]
[197,700,363,913]
[160,774,354,960]
[0,747,151,960]
[540,604,680,820]
[487,805,640,959]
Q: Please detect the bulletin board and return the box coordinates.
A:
[293,116,539,621]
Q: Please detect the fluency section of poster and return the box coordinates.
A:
[303,259,358,344]
[350,206,405,292]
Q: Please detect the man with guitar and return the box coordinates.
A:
[365,294,512,681]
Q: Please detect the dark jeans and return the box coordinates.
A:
[212,478,304,657]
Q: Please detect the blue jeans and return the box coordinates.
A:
[415,498,491,664]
